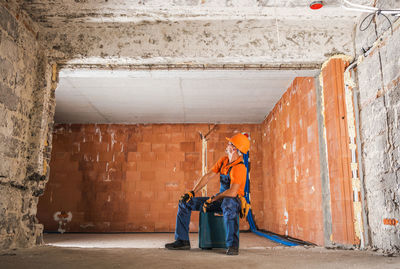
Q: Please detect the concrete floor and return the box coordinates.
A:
[0,233,399,269]
[43,232,280,248]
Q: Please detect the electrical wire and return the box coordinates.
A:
[342,0,398,35]
[359,11,393,35]
[378,11,394,35]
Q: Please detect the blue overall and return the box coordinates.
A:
[174,164,242,247]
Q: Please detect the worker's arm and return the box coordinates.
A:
[211,183,240,202]
[192,170,218,195]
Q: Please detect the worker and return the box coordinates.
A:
[165,133,250,255]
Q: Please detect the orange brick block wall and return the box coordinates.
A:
[321,59,357,245]
[261,77,324,245]
[38,124,263,233]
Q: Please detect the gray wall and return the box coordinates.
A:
[355,0,400,252]
[0,2,56,249]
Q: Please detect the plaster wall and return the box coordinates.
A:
[0,2,56,249]
[354,1,400,252]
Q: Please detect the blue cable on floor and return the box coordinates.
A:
[243,153,298,247]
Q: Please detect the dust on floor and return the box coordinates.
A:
[0,233,398,269]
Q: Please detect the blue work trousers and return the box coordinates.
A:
[174,196,241,247]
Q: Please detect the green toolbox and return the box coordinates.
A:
[198,211,239,249]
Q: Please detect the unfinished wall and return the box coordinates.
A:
[0,2,56,249]
[261,77,324,245]
[355,3,400,251]
[38,124,263,233]
[320,58,358,246]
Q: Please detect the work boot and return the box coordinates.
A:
[165,240,191,250]
[226,246,239,255]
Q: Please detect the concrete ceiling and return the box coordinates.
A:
[55,69,318,124]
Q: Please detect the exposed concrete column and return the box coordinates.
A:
[354,0,400,252]
[315,72,333,247]
[0,2,56,249]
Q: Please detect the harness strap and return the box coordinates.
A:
[219,160,244,176]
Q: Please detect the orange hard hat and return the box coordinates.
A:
[226,133,250,154]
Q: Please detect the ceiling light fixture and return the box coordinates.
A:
[309,1,323,10]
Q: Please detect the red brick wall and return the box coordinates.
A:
[321,59,357,245]
[261,77,324,245]
[38,124,263,232]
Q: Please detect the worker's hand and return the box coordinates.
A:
[202,197,214,213]
[238,196,251,219]
[180,191,195,203]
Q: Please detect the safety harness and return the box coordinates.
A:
[219,160,251,219]
[219,154,298,246]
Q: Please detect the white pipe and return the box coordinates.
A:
[343,0,377,11]
[343,5,400,15]
[201,137,208,197]
[342,6,373,13]
[342,0,400,14]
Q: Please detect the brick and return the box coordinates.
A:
[155,170,172,181]
[171,171,184,181]
[180,161,196,171]
[165,181,180,191]
[168,152,185,162]
[156,191,169,201]
[156,152,168,160]
[136,161,153,171]
[180,141,195,152]
[159,211,175,221]
[185,152,200,162]
[127,152,141,161]
[126,171,140,180]
[185,132,198,141]
[110,142,124,153]
[127,143,137,152]
[151,143,165,152]
[155,221,170,232]
[166,143,180,152]
[124,161,137,171]
[153,160,165,169]
[170,132,185,141]
[141,131,153,142]
[184,171,200,181]
[137,142,151,152]
[141,171,156,181]
[99,152,114,162]
[153,133,171,143]
[114,152,125,162]
[80,142,95,152]
[141,152,156,161]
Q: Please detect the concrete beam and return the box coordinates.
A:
[41,17,356,67]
